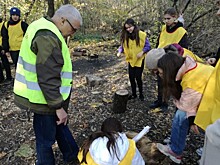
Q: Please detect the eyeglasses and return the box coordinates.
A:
[66,19,78,33]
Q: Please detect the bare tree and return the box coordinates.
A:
[47,0,54,17]
[23,0,36,22]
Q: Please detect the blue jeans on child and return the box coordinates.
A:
[33,113,79,165]
[170,109,189,155]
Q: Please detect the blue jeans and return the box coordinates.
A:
[33,113,79,165]
[170,109,189,155]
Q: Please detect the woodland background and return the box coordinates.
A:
[0,0,219,54]
[0,0,219,165]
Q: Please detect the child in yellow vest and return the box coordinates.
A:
[196,1,220,164]
[155,52,213,164]
[150,7,189,112]
[78,117,145,165]
[1,7,28,69]
[117,18,151,101]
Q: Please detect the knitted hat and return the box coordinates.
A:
[164,43,184,56]
[145,48,166,69]
[10,7,20,17]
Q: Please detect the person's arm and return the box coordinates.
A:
[143,38,151,53]
[117,45,124,57]
[21,21,28,35]
[178,33,189,49]
[1,22,9,52]
[31,30,64,111]
[214,47,220,63]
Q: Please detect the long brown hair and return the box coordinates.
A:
[120,18,140,48]
[80,117,124,164]
[157,52,185,101]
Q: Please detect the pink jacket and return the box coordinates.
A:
[174,56,202,117]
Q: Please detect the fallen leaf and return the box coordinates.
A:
[102,98,112,103]
[150,108,162,113]
[14,144,34,158]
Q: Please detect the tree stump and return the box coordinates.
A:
[112,89,129,113]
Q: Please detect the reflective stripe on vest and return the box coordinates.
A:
[158,25,186,48]
[14,17,72,104]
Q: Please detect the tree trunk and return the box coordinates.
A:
[24,0,36,22]
[64,0,69,4]
[112,89,129,113]
[47,0,55,17]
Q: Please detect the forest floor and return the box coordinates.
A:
[0,41,204,165]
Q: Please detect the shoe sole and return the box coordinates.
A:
[157,144,181,164]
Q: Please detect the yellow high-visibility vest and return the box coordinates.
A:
[14,17,72,104]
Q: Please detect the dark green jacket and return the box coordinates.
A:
[14,17,71,115]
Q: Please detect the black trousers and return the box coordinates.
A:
[0,50,12,81]
[10,50,20,69]
[128,59,144,96]
[157,73,163,102]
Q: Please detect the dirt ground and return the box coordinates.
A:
[0,44,204,165]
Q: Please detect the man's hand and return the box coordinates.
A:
[56,108,68,125]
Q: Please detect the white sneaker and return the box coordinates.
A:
[196,147,203,157]
[157,143,182,164]
[163,136,171,144]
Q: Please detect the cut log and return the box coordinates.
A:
[112,89,129,113]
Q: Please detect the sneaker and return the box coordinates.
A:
[128,94,137,100]
[139,94,144,101]
[196,147,203,157]
[163,137,171,144]
[149,100,162,109]
[157,143,182,164]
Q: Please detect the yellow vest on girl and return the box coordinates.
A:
[183,48,204,63]
[158,25,186,48]
[78,139,136,165]
[195,61,220,130]
[123,31,146,67]
[0,21,4,46]
[181,63,213,93]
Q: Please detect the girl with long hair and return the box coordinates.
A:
[156,52,213,164]
[117,18,151,101]
[78,117,145,165]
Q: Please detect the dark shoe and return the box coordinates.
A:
[139,94,144,101]
[161,102,168,112]
[3,78,13,84]
[128,94,137,100]
[149,100,162,109]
